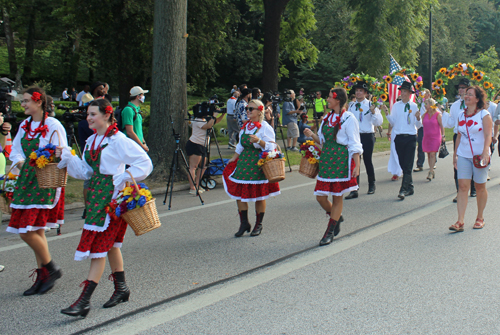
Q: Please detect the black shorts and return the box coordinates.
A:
[186,140,206,157]
[315,112,324,118]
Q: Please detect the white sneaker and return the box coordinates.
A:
[228,143,236,149]
[290,147,299,152]
[189,189,196,195]
[0,265,4,272]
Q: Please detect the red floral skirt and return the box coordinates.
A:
[223,160,280,202]
[6,188,65,234]
[74,217,128,261]
[314,159,358,196]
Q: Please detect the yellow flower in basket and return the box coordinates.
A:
[257,159,265,166]
[265,156,272,161]
[123,187,133,196]
[7,172,18,180]
[71,149,76,156]
[308,157,317,164]
[36,156,49,169]
[29,151,37,160]
[139,188,150,198]
[305,140,315,146]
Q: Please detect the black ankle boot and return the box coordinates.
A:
[319,219,338,246]
[251,212,265,236]
[61,280,98,317]
[367,183,376,194]
[334,215,344,237]
[345,191,358,199]
[103,271,130,308]
[23,268,46,296]
[235,210,251,237]
[39,260,62,294]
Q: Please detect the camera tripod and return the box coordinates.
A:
[198,121,226,189]
[163,116,204,210]
[271,103,292,172]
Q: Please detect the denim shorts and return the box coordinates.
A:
[456,155,489,184]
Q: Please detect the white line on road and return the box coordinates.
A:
[105,177,479,335]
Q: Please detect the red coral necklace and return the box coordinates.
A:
[22,118,48,140]
[89,125,117,161]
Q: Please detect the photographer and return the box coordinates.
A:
[282,89,303,151]
[186,107,225,195]
[122,86,149,152]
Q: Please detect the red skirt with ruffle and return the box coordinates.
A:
[314,159,358,196]
[223,159,280,202]
[75,217,128,260]
[6,188,65,234]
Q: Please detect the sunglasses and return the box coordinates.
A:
[245,107,260,112]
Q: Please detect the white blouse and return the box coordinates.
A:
[10,117,68,165]
[318,111,363,157]
[386,100,422,135]
[456,109,490,159]
[235,121,277,155]
[347,99,383,133]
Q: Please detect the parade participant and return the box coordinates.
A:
[450,86,492,232]
[381,81,422,200]
[223,99,280,237]
[414,89,431,172]
[304,88,362,246]
[447,78,475,202]
[57,98,152,317]
[422,98,445,181]
[6,86,67,295]
[387,124,402,180]
[345,81,383,198]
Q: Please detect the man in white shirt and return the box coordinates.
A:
[382,81,422,200]
[226,91,240,149]
[62,88,69,101]
[447,78,475,201]
[345,81,383,199]
[76,85,90,106]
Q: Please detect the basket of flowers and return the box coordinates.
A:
[107,171,161,236]
[0,163,20,214]
[298,140,321,179]
[30,130,68,189]
[257,147,286,183]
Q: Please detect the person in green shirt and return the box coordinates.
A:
[122,86,149,152]
[314,91,327,117]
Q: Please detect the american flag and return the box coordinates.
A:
[388,55,415,108]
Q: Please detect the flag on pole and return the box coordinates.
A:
[388,55,415,108]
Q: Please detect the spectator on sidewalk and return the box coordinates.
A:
[103,83,112,103]
[76,85,90,106]
[62,88,70,101]
[122,86,149,152]
[282,89,303,151]
[70,88,77,102]
[226,91,240,149]
[235,88,252,129]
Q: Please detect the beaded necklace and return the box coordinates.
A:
[22,114,48,140]
[88,124,118,161]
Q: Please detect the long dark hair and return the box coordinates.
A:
[330,87,348,140]
[88,99,118,137]
[23,86,48,126]
[466,86,487,110]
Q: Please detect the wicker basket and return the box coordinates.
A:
[120,171,161,236]
[34,130,68,189]
[0,162,22,214]
[299,156,319,179]
[261,145,286,183]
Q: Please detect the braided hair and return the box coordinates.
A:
[329,87,348,139]
[88,98,118,137]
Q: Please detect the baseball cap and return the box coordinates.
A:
[130,86,149,97]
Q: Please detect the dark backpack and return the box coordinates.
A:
[115,105,138,131]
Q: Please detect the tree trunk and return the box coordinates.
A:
[67,32,81,89]
[3,8,17,79]
[22,1,36,83]
[147,0,188,181]
[262,0,290,93]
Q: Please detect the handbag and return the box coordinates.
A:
[464,113,489,168]
[438,141,449,158]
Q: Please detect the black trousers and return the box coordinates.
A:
[453,133,475,192]
[395,134,417,185]
[359,133,376,186]
[416,127,425,168]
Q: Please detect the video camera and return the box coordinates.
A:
[0,78,17,135]
[282,89,293,103]
[57,105,88,123]
[192,100,225,119]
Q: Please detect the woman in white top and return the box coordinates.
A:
[450,86,492,232]
[57,99,153,317]
[223,99,280,237]
[304,88,362,246]
[186,105,224,195]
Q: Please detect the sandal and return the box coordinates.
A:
[473,218,485,229]
[449,222,464,232]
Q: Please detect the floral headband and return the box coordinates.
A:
[31,92,42,102]
[104,106,113,114]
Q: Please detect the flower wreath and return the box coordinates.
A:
[335,73,387,106]
[383,68,426,108]
[432,63,496,104]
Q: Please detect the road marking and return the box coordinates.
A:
[104,179,476,335]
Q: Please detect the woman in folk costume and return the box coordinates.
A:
[304,88,362,246]
[223,99,281,237]
[57,99,152,317]
[6,86,67,295]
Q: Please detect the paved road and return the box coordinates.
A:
[1,143,500,335]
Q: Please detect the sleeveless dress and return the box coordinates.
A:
[74,144,128,261]
[223,127,280,202]
[422,111,442,152]
[6,131,65,234]
[314,121,358,196]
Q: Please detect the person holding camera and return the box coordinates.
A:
[186,107,225,195]
[122,86,149,152]
[304,88,362,246]
[56,98,152,317]
[282,89,303,151]
[6,86,67,295]
[223,99,280,237]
